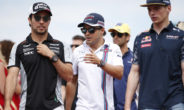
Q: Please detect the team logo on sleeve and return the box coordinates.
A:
[141,36,152,43]
[49,43,60,54]
[116,50,122,58]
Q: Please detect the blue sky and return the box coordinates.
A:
[0,0,183,49]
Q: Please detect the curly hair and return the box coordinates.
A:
[0,40,14,64]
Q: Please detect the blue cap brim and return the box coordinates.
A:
[78,22,104,28]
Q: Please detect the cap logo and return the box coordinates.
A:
[163,0,170,4]
[116,23,122,26]
[84,15,94,21]
[33,3,49,11]
[78,13,104,28]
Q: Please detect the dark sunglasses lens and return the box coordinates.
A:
[43,16,50,22]
[81,28,87,34]
[111,32,115,38]
[34,15,50,22]
[75,45,79,47]
[70,45,79,48]
[34,15,41,22]
[117,33,123,38]
[88,28,95,34]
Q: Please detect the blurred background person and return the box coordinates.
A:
[0,40,21,110]
[109,23,137,110]
[70,35,85,52]
[176,21,184,31]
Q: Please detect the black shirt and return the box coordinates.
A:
[133,22,184,109]
[9,33,65,110]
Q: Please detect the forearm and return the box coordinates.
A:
[4,67,19,108]
[65,76,77,110]
[5,72,18,107]
[125,65,140,110]
[0,65,6,95]
[101,64,123,79]
[53,61,73,81]
[36,44,73,81]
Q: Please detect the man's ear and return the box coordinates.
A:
[101,28,106,36]
[167,5,171,12]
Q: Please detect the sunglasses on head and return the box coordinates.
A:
[111,32,128,38]
[70,44,80,48]
[81,27,101,34]
[34,15,50,22]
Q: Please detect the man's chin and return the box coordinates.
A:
[36,31,47,35]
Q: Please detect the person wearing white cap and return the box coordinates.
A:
[66,13,123,110]
[125,0,184,110]
[4,2,73,110]
[108,23,137,110]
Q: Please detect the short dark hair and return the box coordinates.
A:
[0,40,14,63]
[72,35,85,41]
[29,14,32,19]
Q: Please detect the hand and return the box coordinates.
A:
[37,44,54,59]
[83,49,101,65]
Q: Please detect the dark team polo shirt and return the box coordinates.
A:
[10,34,65,110]
[132,22,184,109]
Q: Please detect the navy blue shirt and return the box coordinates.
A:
[133,22,184,109]
[114,49,137,110]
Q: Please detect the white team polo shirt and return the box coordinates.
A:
[72,40,123,110]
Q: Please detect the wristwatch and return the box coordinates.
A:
[98,60,105,67]
[51,55,59,62]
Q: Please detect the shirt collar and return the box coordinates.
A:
[149,21,174,33]
[26,33,53,43]
[123,48,131,58]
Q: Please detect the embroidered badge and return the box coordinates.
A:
[141,43,152,48]
[141,36,152,43]
[166,35,179,40]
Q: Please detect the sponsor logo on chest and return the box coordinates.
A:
[166,35,179,40]
[141,43,152,48]
[141,36,152,43]
[141,36,152,48]
[23,44,34,56]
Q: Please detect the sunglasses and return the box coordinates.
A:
[81,27,101,34]
[111,32,128,38]
[34,15,50,22]
[70,44,80,48]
